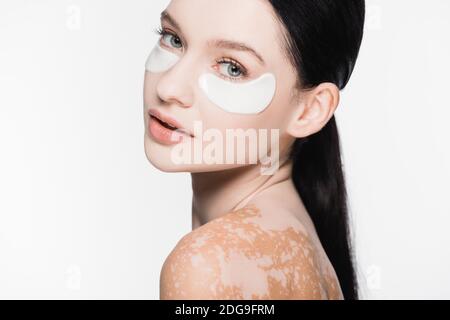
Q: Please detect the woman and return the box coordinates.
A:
[143,0,365,300]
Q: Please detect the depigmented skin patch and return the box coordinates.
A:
[160,203,344,300]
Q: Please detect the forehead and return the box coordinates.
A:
[165,0,283,65]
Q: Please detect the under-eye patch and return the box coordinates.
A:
[198,72,276,114]
[145,42,180,73]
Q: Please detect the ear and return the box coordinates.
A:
[286,82,340,138]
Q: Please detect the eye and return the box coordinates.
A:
[154,27,182,49]
[216,58,249,82]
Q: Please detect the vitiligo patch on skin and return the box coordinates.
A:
[160,203,344,300]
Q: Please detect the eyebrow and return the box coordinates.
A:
[160,10,266,66]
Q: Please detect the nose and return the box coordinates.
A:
[154,52,196,108]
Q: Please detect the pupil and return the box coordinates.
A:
[229,65,240,77]
[171,37,181,48]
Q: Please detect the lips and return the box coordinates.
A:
[148,109,194,138]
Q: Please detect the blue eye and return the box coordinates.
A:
[216,58,248,82]
[154,27,182,49]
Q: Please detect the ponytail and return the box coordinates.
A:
[290,115,358,299]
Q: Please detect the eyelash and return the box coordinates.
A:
[153,27,249,82]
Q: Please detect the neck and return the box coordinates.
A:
[191,154,294,229]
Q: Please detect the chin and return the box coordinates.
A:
[144,137,181,172]
[145,144,245,173]
[145,152,247,173]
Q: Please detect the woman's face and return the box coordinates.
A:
[143,0,300,173]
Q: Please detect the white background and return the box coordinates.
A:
[0,0,449,299]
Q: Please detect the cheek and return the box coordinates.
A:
[196,104,282,140]
[257,91,294,131]
[143,72,156,106]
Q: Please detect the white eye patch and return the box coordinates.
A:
[198,73,276,114]
[145,42,180,73]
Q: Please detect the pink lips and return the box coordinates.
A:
[147,109,193,145]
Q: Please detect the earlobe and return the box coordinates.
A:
[286,82,340,138]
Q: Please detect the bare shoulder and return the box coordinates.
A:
[160,203,343,299]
